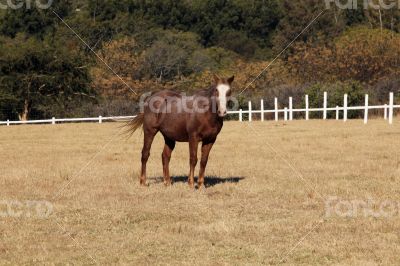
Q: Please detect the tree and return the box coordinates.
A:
[139,31,201,81]
[216,30,258,58]
[232,0,282,47]
[0,0,71,39]
[273,0,346,55]
[91,36,141,99]
[288,27,400,85]
[0,34,93,120]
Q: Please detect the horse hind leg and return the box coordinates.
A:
[140,128,157,186]
[188,136,199,189]
[162,137,175,186]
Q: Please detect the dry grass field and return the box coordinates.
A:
[1,119,400,265]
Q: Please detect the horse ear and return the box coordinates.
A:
[227,76,235,84]
[213,74,221,84]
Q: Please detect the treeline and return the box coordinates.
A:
[0,0,399,120]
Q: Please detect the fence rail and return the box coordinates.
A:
[235,92,398,125]
[0,92,398,126]
[0,116,136,126]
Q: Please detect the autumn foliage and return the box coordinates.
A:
[288,27,400,85]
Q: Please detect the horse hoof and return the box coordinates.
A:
[197,184,205,190]
[140,181,149,187]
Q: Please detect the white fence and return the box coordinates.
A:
[232,92,399,125]
[0,116,136,126]
[0,92,398,126]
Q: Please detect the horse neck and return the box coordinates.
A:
[207,94,223,124]
[195,85,222,124]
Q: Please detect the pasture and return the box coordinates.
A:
[1,120,400,265]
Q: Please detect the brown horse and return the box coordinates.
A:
[127,75,234,188]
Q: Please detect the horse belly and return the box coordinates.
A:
[159,114,189,142]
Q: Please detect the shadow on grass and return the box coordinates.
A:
[149,176,245,188]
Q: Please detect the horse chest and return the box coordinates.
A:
[198,122,222,140]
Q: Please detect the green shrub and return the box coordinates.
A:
[304,81,365,119]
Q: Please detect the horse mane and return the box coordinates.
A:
[194,84,216,98]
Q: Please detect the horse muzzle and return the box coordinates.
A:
[218,110,227,117]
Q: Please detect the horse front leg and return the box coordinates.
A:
[198,140,215,189]
[188,137,199,189]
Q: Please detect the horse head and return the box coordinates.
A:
[212,74,235,117]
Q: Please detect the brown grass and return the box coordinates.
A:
[1,120,400,265]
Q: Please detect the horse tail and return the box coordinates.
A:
[123,113,144,138]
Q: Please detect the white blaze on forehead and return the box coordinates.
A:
[216,84,230,113]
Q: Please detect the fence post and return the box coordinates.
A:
[261,100,265,122]
[336,106,339,120]
[52,117,56,125]
[364,94,369,125]
[99,116,103,124]
[248,101,252,122]
[389,92,394,125]
[323,91,328,120]
[343,94,348,122]
[284,107,288,121]
[274,98,278,121]
[384,104,388,120]
[289,97,293,121]
[260,99,264,122]
[6,120,9,126]
[239,109,243,122]
[305,95,309,121]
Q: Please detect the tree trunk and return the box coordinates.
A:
[19,99,29,121]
